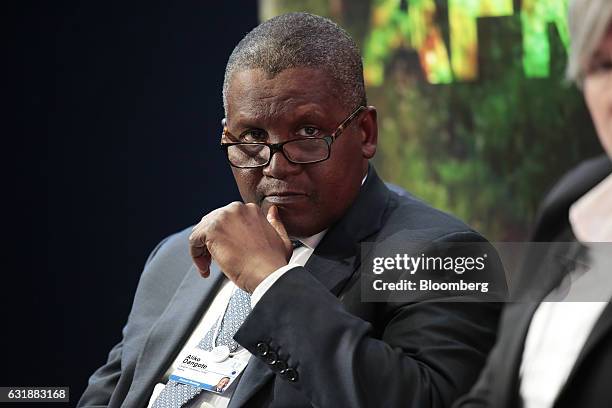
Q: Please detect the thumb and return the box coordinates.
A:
[266,205,292,252]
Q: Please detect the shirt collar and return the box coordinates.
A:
[361,171,368,186]
[295,229,327,250]
[569,173,612,242]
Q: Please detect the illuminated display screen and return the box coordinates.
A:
[259,0,601,239]
[363,0,569,84]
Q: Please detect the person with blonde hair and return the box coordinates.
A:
[454,0,612,407]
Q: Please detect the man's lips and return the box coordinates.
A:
[263,192,308,204]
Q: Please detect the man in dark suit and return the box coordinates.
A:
[79,12,503,408]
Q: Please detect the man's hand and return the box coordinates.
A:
[189,202,293,293]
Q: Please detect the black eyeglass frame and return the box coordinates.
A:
[220,105,367,169]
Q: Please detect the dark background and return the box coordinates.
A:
[5,0,258,405]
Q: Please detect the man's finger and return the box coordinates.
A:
[266,205,292,252]
[192,249,212,277]
[189,233,212,278]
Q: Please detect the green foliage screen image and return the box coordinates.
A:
[259,0,602,240]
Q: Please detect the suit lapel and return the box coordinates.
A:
[554,297,612,404]
[499,242,591,407]
[495,244,578,407]
[124,264,225,408]
[228,167,391,408]
[305,166,390,294]
[496,302,539,408]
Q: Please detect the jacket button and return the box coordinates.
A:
[280,368,298,382]
[272,359,287,371]
[256,342,269,356]
[262,350,278,365]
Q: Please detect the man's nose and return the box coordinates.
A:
[262,148,302,178]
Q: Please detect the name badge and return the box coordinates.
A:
[169,347,249,394]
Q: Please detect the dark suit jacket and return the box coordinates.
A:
[454,155,612,408]
[79,166,503,408]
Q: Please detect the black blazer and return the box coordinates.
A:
[454,155,612,408]
[79,166,504,408]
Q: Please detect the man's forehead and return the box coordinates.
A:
[226,67,342,120]
[229,66,334,89]
[230,101,330,126]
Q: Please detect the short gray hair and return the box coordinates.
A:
[222,12,366,114]
[566,0,612,86]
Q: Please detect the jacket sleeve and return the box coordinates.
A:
[77,330,126,407]
[235,233,504,408]
[76,237,170,408]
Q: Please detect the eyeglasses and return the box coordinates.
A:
[220,106,366,169]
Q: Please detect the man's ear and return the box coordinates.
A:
[221,117,228,143]
[359,106,378,159]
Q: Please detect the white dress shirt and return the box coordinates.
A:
[519,173,612,408]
